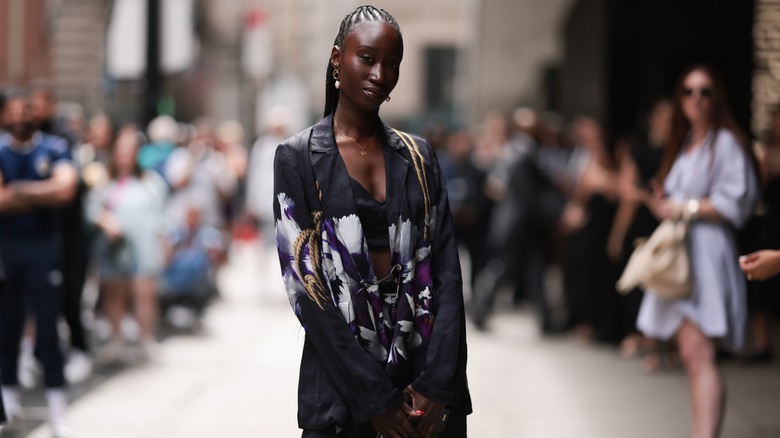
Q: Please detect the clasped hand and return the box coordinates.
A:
[370,385,445,438]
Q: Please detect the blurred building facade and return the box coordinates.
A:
[0,0,52,86]
[0,0,576,131]
[0,0,108,111]
[209,0,577,132]
[0,0,764,142]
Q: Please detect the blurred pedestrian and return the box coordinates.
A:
[216,119,249,183]
[737,107,780,364]
[438,129,490,294]
[562,116,621,343]
[245,106,290,300]
[165,120,236,233]
[469,110,577,333]
[76,112,114,168]
[0,255,6,428]
[216,119,248,229]
[159,202,222,327]
[468,112,532,319]
[30,80,94,383]
[0,88,78,437]
[247,106,290,241]
[138,115,177,175]
[2,88,19,392]
[640,65,759,437]
[274,6,471,437]
[30,81,80,147]
[0,90,5,428]
[608,98,673,369]
[86,130,168,363]
[0,86,6,131]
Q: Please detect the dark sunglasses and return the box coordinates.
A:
[683,87,713,98]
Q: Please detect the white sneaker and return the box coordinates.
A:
[65,350,94,384]
[0,412,24,438]
[92,317,113,343]
[137,339,162,363]
[121,316,141,343]
[18,350,41,389]
[98,339,128,366]
[51,420,73,438]
[2,407,25,434]
[3,408,24,432]
[46,389,71,438]
[166,305,197,330]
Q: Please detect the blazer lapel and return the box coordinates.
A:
[311,115,411,225]
[309,116,412,280]
[310,115,356,220]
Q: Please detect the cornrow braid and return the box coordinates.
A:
[324,5,401,117]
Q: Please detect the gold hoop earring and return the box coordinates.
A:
[332,69,340,90]
[385,95,391,102]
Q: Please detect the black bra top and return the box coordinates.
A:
[349,177,390,250]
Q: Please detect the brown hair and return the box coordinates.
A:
[108,130,143,179]
[657,64,756,183]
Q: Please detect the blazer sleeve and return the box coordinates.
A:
[410,145,469,406]
[273,144,403,423]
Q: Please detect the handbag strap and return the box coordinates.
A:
[391,128,432,241]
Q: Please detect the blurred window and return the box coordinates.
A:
[425,46,457,112]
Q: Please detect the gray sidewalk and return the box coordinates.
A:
[25,242,780,437]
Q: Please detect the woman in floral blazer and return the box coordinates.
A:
[273,7,471,437]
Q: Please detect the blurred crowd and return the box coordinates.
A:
[2,71,780,435]
[435,100,780,370]
[0,82,294,412]
[2,80,779,381]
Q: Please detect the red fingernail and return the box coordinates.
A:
[414,410,425,415]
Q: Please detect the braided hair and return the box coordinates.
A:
[323,5,401,117]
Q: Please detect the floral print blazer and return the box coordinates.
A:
[274,115,471,429]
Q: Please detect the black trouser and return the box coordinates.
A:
[61,231,89,353]
[0,235,66,388]
[470,223,553,330]
[0,260,6,421]
[301,409,467,437]
[0,382,4,422]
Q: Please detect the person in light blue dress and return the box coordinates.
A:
[86,129,168,360]
[638,65,759,438]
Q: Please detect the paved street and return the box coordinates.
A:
[21,242,780,437]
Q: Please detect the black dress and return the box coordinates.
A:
[619,138,663,338]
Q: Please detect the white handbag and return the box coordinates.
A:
[616,217,692,300]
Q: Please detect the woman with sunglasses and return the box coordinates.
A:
[640,65,759,437]
[273,5,471,437]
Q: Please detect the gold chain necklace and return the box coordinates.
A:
[334,121,378,157]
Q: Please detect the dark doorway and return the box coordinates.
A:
[558,0,754,140]
[607,0,755,138]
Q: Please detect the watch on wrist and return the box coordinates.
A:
[686,199,700,221]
